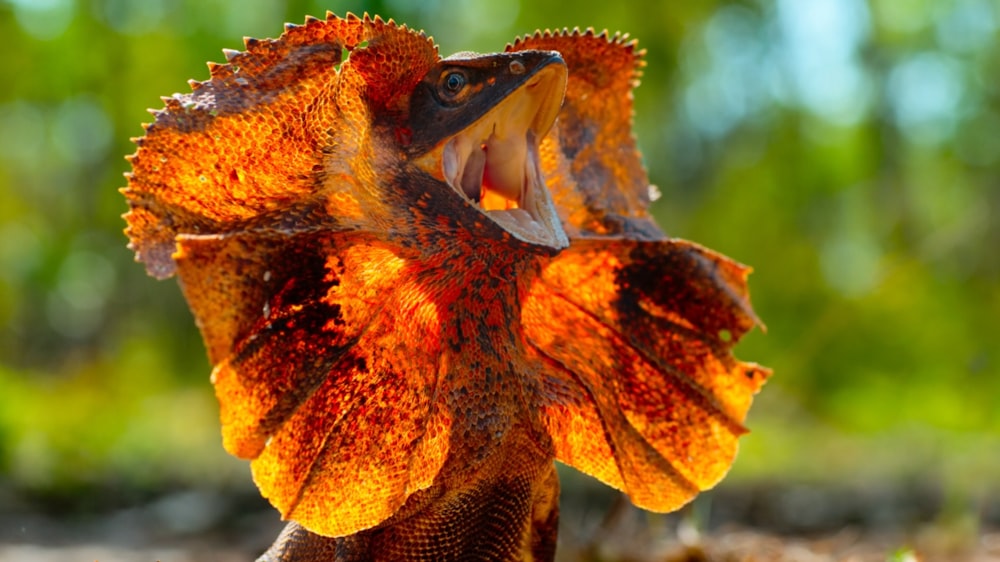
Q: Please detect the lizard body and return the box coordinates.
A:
[123,13,768,561]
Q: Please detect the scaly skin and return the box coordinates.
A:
[123,12,769,561]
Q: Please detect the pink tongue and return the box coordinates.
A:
[482,133,525,202]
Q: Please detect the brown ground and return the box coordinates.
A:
[1,527,998,562]
[1,479,997,562]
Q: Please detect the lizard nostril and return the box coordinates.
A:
[509,59,526,75]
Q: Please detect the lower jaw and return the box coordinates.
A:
[439,131,567,250]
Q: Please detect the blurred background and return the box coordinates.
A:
[1,0,997,560]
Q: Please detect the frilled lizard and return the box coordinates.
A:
[122,12,769,562]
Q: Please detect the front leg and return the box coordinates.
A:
[258,459,560,562]
[257,521,357,562]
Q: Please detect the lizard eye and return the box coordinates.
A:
[440,71,468,99]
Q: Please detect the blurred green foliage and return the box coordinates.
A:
[0,0,997,509]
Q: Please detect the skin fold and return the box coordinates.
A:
[123,13,768,561]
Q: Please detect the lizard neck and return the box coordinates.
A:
[406,246,550,466]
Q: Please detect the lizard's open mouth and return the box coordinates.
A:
[419,60,569,250]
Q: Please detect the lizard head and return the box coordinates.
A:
[407,51,570,251]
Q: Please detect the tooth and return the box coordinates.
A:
[523,131,540,209]
[462,146,486,202]
[508,209,534,228]
[447,135,476,189]
[443,139,460,186]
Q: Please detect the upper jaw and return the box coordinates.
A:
[414,54,570,251]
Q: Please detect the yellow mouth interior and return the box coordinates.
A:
[436,66,568,249]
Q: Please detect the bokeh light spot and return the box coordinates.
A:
[8,0,75,41]
[51,96,113,165]
[777,0,873,125]
[0,101,46,169]
[888,52,964,145]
